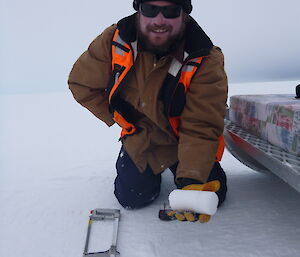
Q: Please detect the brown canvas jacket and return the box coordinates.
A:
[68,14,228,183]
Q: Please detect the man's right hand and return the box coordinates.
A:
[166,180,221,223]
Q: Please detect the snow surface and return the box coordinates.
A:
[1,80,300,257]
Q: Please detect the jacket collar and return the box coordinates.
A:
[117,13,213,59]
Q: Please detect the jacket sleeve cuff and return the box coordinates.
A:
[176,177,204,189]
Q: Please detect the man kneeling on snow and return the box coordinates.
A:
[68,0,228,222]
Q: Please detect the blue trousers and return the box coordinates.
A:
[114,147,227,209]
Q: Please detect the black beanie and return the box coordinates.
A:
[133,0,193,14]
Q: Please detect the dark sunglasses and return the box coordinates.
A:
[140,3,182,19]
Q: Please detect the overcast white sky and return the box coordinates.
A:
[1,0,300,94]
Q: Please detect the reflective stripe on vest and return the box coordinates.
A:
[108,29,225,161]
[109,29,137,137]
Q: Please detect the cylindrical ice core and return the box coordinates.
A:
[169,190,219,215]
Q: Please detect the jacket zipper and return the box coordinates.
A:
[153,56,157,68]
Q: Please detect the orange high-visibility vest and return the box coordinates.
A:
[107,29,225,162]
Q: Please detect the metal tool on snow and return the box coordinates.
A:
[83,208,121,257]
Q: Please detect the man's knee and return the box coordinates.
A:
[114,148,162,209]
[114,178,161,209]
